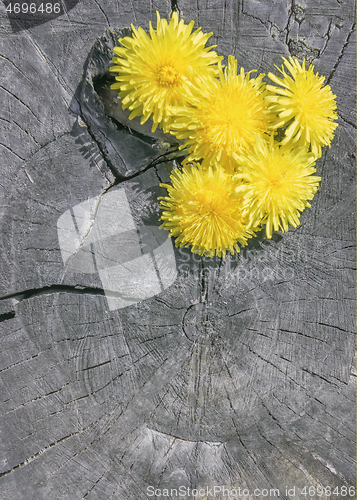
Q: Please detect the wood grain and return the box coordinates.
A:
[0,0,355,498]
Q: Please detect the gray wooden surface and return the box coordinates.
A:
[0,1,355,499]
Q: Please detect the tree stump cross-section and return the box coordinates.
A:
[0,1,355,499]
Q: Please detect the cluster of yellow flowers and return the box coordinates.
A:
[110,11,338,258]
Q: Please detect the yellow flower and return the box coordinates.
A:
[159,163,255,257]
[169,55,270,173]
[110,11,222,133]
[266,57,338,159]
[234,135,321,239]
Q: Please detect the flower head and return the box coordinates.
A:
[169,55,270,173]
[234,135,321,239]
[266,57,338,158]
[159,163,255,257]
[110,11,222,132]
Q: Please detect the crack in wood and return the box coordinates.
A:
[92,0,111,28]
[0,310,15,322]
[0,431,78,479]
[0,284,106,303]
[326,22,356,85]
[171,0,180,15]
[0,140,25,161]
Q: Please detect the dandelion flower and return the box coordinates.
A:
[159,163,254,257]
[266,57,338,159]
[234,135,321,239]
[169,55,270,173]
[110,11,222,133]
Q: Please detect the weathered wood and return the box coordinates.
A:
[0,0,355,499]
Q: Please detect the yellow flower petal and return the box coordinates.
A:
[267,56,338,159]
[234,135,321,238]
[168,55,272,173]
[159,163,255,257]
[110,11,222,133]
